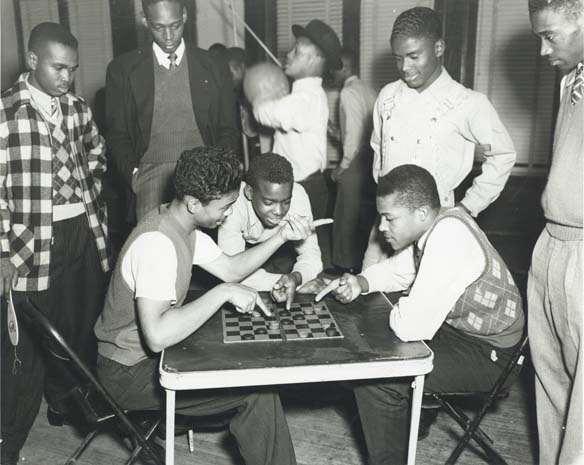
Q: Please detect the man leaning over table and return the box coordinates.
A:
[94,146,325,465]
[325,165,524,465]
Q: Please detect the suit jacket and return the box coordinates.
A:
[105,42,239,189]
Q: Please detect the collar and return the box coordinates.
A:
[565,62,584,88]
[25,77,55,116]
[152,39,186,69]
[292,76,323,91]
[401,66,453,96]
[343,75,358,88]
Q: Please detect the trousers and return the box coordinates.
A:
[528,226,583,465]
[354,324,517,465]
[1,214,107,456]
[97,355,297,465]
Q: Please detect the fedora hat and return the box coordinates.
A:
[292,19,342,70]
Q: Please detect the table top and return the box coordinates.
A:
[159,292,433,390]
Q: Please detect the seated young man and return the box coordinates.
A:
[218,152,325,308]
[329,164,525,465]
[94,146,319,465]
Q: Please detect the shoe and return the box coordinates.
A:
[417,408,439,441]
[47,406,68,427]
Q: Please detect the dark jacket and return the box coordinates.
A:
[105,43,239,188]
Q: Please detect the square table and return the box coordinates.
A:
[159,291,433,465]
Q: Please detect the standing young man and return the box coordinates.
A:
[95,146,319,465]
[328,48,378,274]
[0,23,110,465]
[328,165,524,465]
[363,7,517,269]
[218,152,324,307]
[250,20,342,226]
[106,0,238,222]
[528,1,583,463]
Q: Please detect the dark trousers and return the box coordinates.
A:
[353,325,517,465]
[98,355,297,465]
[332,152,375,270]
[300,171,331,269]
[1,214,107,455]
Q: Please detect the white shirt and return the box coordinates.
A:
[254,77,328,181]
[121,229,222,303]
[360,215,485,342]
[371,68,516,216]
[152,39,186,69]
[218,182,323,290]
[338,76,377,169]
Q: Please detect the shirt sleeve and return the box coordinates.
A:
[370,93,383,182]
[389,218,485,342]
[291,185,323,282]
[254,91,314,133]
[122,232,178,302]
[359,245,417,294]
[339,87,364,169]
[461,94,517,216]
[193,230,223,265]
[217,201,247,256]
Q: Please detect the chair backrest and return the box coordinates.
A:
[17,299,165,465]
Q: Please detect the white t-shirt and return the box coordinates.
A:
[121,230,222,303]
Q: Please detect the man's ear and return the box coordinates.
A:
[435,39,446,58]
[141,11,148,29]
[185,196,201,214]
[243,184,254,201]
[26,51,38,71]
[182,7,187,23]
[416,205,432,223]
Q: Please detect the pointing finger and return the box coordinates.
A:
[312,218,334,228]
[315,278,341,302]
[256,297,271,317]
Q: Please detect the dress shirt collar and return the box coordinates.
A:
[565,61,583,88]
[152,39,185,69]
[292,76,323,92]
[25,77,59,118]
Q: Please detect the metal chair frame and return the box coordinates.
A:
[17,299,165,465]
[425,332,529,465]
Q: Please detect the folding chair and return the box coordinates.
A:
[17,299,165,465]
[424,332,529,465]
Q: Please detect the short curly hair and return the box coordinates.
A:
[377,164,440,211]
[391,7,443,43]
[245,152,294,188]
[528,0,583,20]
[174,146,242,204]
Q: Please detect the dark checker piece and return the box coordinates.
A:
[242,333,254,340]
[255,328,267,335]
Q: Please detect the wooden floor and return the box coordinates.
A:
[19,371,538,465]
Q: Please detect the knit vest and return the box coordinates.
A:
[141,57,203,164]
[95,205,195,366]
[421,208,524,348]
[47,117,83,205]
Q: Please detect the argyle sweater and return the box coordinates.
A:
[0,73,110,291]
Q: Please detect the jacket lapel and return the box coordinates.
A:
[186,45,211,138]
[129,49,155,147]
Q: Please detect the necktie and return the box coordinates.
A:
[50,97,58,117]
[570,63,584,106]
[168,53,178,71]
[413,243,422,272]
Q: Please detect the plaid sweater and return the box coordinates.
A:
[0,73,110,291]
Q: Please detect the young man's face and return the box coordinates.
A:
[143,0,186,54]
[285,37,319,79]
[377,193,427,251]
[195,190,239,229]
[245,179,293,228]
[390,35,444,92]
[27,41,78,97]
[530,8,584,73]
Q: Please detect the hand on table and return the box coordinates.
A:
[225,283,271,317]
[271,272,302,310]
[1,258,18,297]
